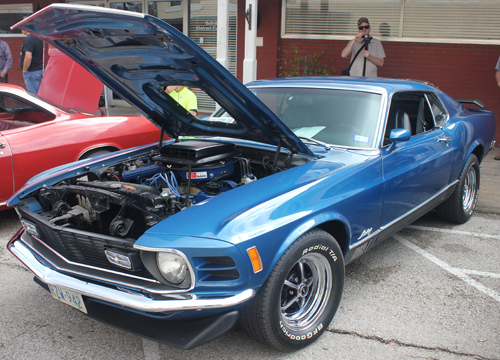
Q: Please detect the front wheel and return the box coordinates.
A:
[240,229,344,351]
[437,154,479,224]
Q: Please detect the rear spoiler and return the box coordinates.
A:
[456,99,485,108]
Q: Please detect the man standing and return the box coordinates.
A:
[341,17,385,77]
[0,39,12,83]
[20,29,44,94]
[165,85,198,116]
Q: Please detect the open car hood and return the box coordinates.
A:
[13,4,313,157]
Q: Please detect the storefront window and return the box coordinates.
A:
[0,4,32,35]
[189,0,238,113]
[109,1,143,12]
[149,1,183,33]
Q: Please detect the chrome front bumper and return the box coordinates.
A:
[9,238,255,313]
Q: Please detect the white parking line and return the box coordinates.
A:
[407,225,500,240]
[394,234,500,303]
[460,269,500,278]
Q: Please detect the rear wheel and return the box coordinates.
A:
[437,154,479,224]
[240,229,344,351]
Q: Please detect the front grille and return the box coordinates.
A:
[196,256,240,281]
[20,210,154,279]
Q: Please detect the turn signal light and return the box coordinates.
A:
[247,246,263,273]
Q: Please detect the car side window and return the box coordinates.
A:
[0,94,53,131]
[385,91,441,143]
[426,93,448,127]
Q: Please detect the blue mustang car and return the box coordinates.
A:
[7,4,496,351]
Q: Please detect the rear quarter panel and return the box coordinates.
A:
[443,108,496,182]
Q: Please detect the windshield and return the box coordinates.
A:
[209,87,382,149]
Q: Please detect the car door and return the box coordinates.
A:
[0,92,56,207]
[0,133,13,207]
[380,91,453,226]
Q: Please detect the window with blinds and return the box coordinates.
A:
[283,0,500,43]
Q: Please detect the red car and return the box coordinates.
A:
[0,50,160,209]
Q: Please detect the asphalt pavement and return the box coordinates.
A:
[476,146,500,214]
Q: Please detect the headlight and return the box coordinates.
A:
[157,251,188,284]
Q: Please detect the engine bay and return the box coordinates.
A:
[32,140,309,240]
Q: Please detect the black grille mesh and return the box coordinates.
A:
[21,211,154,279]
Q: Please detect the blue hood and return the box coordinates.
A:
[12,4,313,157]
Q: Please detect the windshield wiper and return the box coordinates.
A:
[298,136,331,150]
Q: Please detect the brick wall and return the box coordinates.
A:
[237,0,281,81]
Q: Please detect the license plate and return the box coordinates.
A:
[48,284,87,314]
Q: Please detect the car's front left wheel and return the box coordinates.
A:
[240,229,344,351]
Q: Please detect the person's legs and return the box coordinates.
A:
[23,70,43,94]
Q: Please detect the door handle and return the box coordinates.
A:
[0,143,5,148]
[437,137,451,146]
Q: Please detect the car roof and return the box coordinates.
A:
[247,76,439,93]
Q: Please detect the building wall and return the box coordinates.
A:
[237,0,499,146]
[237,0,281,81]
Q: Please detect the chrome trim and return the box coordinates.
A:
[349,180,458,252]
[28,232,161,285]
[0,201,7,207]
[155,249,195,291]
[10,239,255,313]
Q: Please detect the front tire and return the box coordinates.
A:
[240,229,344,351]
[437,154,479,224]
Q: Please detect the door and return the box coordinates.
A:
[0,134,13,207]
[380,91,453,226]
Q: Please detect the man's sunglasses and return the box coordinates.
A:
[358,25,370,30]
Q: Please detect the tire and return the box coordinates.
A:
[240,229,344,351]
[80,149,113,160]
[437,154,479,224]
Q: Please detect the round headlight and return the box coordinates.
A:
[157,252,188,284]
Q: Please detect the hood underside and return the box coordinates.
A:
[13,4,313,157]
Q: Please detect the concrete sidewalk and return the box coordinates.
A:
[477,146,500,214]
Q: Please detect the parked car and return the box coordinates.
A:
[0,83,160,209]
[7,4,496,351]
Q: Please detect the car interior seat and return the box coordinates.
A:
[395,110,412,135]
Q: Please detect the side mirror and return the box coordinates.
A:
[386,128,411,152]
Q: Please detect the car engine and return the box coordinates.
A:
[31,140,304,240]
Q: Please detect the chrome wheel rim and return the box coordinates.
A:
[462,165,477,214]
[280,253,332,330]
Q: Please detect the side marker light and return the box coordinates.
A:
[247,246,263,273]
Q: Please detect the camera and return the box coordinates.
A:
[363,34,372,43]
